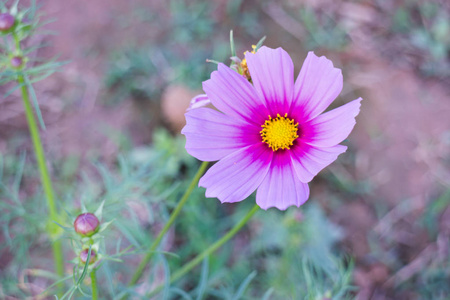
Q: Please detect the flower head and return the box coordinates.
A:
[182,46,361,210]
[74,213,100,237]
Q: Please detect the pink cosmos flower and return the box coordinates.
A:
[182,46,361,210]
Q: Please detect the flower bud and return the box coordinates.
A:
[74,213,100,237]
[10,56,24,69]
[79,248,97,264]
[0,13,15,32]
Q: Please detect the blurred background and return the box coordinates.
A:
[1,0,450,299]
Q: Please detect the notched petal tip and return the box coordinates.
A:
[244,45,284,58]
[255,152,310,211]
[291,144,348,183]
[293,51,344,121]
[257,201,302,211]
[301,96,363,148]
[354,97,363,106]
[306,51,341,71]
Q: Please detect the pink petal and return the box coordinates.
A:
[290,144,347,183]
[291,52,343,122]
[301,98,362,147]
[245,46,295,115]
[187,94,211,111]
[199,144,273,203]
[182,107,261,162]
[256,151,310,210]
[203,63,269,125]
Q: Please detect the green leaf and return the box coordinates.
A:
[59,286,76,300]
[97,219,114,234]
[230,30,236,58]
[80,201,87,213]
[24,75,46,130]
[232,271,257,300]
[160,254,171,300]
[195,257,209,300]
[12,151,26,199]
[94,200,105,221]
[10,0,19,15]
[170,288,193,300]
[255,36,266,51]
[76,246,92,285]
[53,221,73,231]
[205,59,220,65]
[262,288,274,300]
[77,286,89,297]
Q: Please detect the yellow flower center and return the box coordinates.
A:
[260,114,299,151]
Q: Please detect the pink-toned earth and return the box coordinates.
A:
[1,0,449,299]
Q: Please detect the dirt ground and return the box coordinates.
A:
[1,0,449,299]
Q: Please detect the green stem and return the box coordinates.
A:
[14,32,64,281]
[14,35,20,51]
[128,161,209,286]
[18,74,64,278]
[91,269,98,300]
[147,204,259,298]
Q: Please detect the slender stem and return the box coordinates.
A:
[14,35,20,51]
[91,270,98,300]
[128,161,209,286]
[13,32,64,281]
[147,204,259,298]
[18,76,58,230]
[18,74,64,278]
[172,204,259,282]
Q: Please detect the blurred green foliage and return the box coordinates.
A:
[104,0,263,104]
[298,7,348,51]
[0,0,68,129]
[392,1,450,77]
[0,130,354,299]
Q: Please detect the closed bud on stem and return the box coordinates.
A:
[10,56,24,69]
[80,248,96,264]
[0,13,15,32]
[74,213,100,237]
